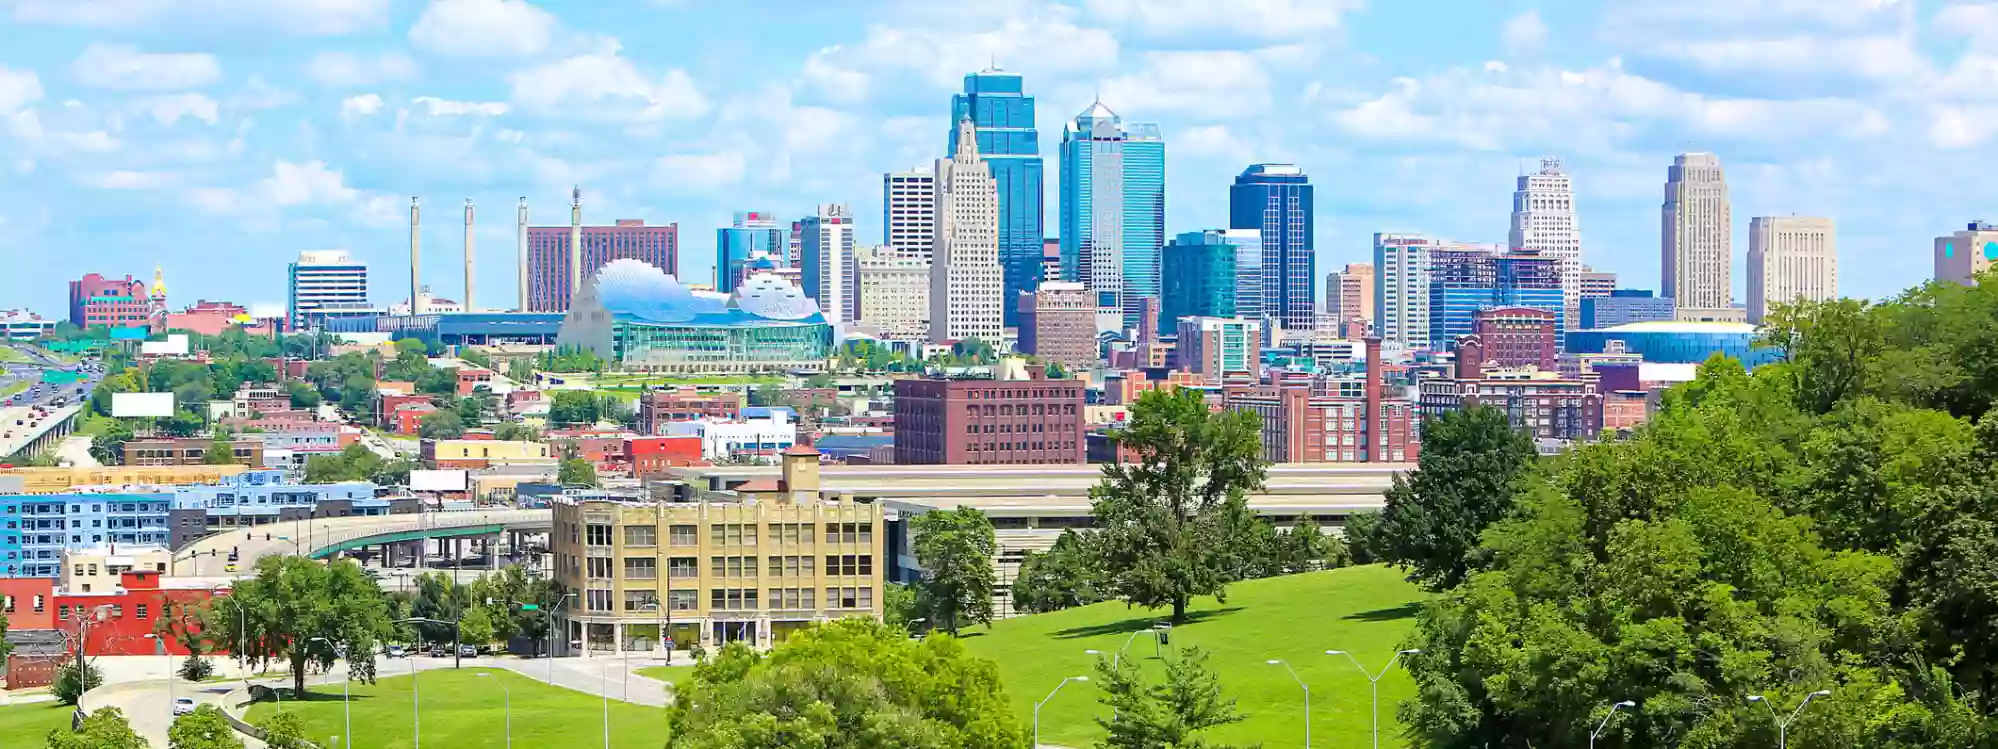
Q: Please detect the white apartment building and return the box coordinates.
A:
[883,167,937,262]
[1663,153,1734,318]
[1747,217,1836,324]
[287,250,373,329]
[663,409,799,462]
[1509,158,1583,335]
[854,245,930,341]
[800,204,856,324]
[929,118,1004,345]
[1373,233,1439,350]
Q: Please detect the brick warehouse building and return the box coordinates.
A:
[1470,306,1558,370]
[891,372,1086,465]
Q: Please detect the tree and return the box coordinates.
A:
[666,619,1026,749]
[409,572,468,646]
[0,606,10,663]
[202,434,237,465]
[1045,361,1070,379]
[1276,516,1343,574]
[89,418,135,465]
[284,380,321,409]
[559,456,599,487]
[52,659,102,705]
[159,409,205,437]
[168,705,243,749]
[493,422,540,442]
[218,556,388,694]
[911,507,997,634]
[418,409,465,439]
[1370,405,1537,589]
[458,347,493,369]
[1011,529,1105,614]
[458,605,496,650]
[882,582,923,633]
[255,711,310,749]
[1093,646,1246,749]
[47,706,145,749]
[1090,388,1269,623]
[548,390,600,426]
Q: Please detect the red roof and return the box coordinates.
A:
[781,445,820,457]
[736,478,783,492]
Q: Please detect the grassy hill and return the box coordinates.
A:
[961,564,1430,749]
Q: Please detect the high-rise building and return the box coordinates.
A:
[1935,221,1998,284]
[1042,238,1062,281]
[285,251,373,330]
[1509,158,1583,333]
[1428,246,1563,352]
[716,211,787,294]
[1580,289,1676,329]
[930,118,1004,345]
[892,373,1085,465]
[1174,316,1262,379]
[1374,233,1439,350]
[951,67,1044,328]
[525,195,679,313]
[1017,282,1097,370]
[853,245,929,341]
[68,273,159,331]
[1230,164,1315,331]
[1161,229,1261,326]
[1747,216,1837,324]
[1662,152,1733,318]
[1324,263,1375,332]
[800,204,857,324]
[1059,101,1166,333]
[882,167,936,261]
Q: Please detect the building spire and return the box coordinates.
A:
[954,116,980,163]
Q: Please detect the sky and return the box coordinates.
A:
[0,0,1989,316]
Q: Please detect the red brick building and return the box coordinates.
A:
[54,571,230,656]
[68,273,159,330]
[455,368,496,395]
[1016,282,1097,370]
[547,429,632,472]
[891,374,1086,465]
[624,435,705,475]
[1469,306,1557,370]
[636,388,743,434]
[0,577,56,630]
[1420,340,1604,441]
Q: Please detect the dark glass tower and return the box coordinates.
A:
[1229,164,1315,331]
[950,67,1044,327]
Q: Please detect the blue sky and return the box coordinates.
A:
[0,0,1985,315]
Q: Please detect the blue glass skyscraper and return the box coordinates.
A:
[715,211,786,294]
[1230,164,1315,331]
[1059,101,1165,333]
[951,67,1043,327]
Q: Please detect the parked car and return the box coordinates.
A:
[429,646,449,658]
[386,644,407,659]
[458,644,479,658]
[173,698,196,716]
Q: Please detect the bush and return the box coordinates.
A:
[255,711,309,749]
[53,660,104,705]
[179,655,215,681]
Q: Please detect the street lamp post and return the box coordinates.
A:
[143,634,168,727]
[1591,700,1636,749]
[1267,659,1311,749]
[308,637,351,749]
[601,659,612,749]
[396,618,460,749]
[1033,676,1089,748]
[1748,690,1831,749]
[476,672,512,749]
[544,593,578,685]
[1326,648,1420,749]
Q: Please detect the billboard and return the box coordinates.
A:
[139,334,189,357]
[111,392,175,418]
[409,469,468,492]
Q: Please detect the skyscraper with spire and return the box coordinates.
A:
[1508,157,1581,337]
[950,65,1043,327]
[1059,99,1165,334]
[930,118,1003,344]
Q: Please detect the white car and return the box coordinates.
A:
[172,698,197,716]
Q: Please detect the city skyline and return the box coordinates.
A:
[0,0,1975,315]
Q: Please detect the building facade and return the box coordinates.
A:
[526,215,680,313]
[1470,307,1557,370]
[716,211,787,295]
[1580,289,1676,329]
[122,438,263,468]
[1564,321,1780,368]
[951,67,1044,328]
[853,245,929,340]
[883,168,936,261]
[69,273,158,331]
[286,251,372,330]
[1231,164,1315,331]
[1508,158,1584,334]
[1747,216,1837,324]
[1224,385,1419,464]
[1325,263,1374,334]
[1016,281,1097,370]
[1161,229,1261,326]
[930,119,1005,345]
[558,263,834,373]
[1428,246,1562,353]
[1662,152,1733,318]
[1936,221,1998,284]
[1059,101,1165,333]
[1579,267,1617,300]
[800,204,857,325]
[891,375,1086,465]
[1174,316,1262,379]
[636,389,744,435]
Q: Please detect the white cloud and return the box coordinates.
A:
[51,130,121,154]
[1081,0,1362,39]
[799,3,1119,102]
[133,93,218,125]
[306,51,418,86]
[1599,0,1923,84]
[1091,50,1273,118]
[78,170,180,189]
[190,159,366,218]
[800,48,871,104]
[340,93,384,118]
[409,0,557,59]
[508,40,709,122]
[1502,9,1549,56]
[73,44,221,91]
[0,67,43,116]
[10,0,388,34]
[654,151,747,191]
[229,77,299,110]
[412,96,508,116]
[1174,124,1251,160]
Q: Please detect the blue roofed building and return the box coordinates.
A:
[556,260,834,373]
[1564,321,1780,368]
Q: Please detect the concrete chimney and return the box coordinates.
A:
[1362,336,1382,463]
[463,198,475,314]
[409,197,423,316]
[516,197,528,312]
[568,185,582,309]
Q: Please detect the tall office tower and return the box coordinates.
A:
[1374,233,1439,349]
[1579,266,1616,299]
[1016,281,1097,370]
[716,211,788,294]
[1662,152,1734,318]
[525,191,679,312]
[1058,100,1165,334]
[1935,221,1998,284]
[1509,157,1582,333]
[800,204,857,324]
[286,250,370,329]
[1324,263,1375,332]
[1428,246,1563,350]
[930,118,1004,344]
[854,244,929,340]
[951,66,1044,327]
[1231,164,1315,331]
[883,167,937,261]
[1160,229,1261,325]
[1747,216,1837,324]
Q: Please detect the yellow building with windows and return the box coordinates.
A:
[551,445,882,653]
[0,465,248,494]
[420,439,553,469]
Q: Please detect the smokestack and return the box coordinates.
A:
[409,197,423,316]
[516,197,529,312]
[1363,336,1382,463]
[463,198,475,314]
[568,185,582,309]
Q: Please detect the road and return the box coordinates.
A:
[0,344,100,460]
[173,509,550,578]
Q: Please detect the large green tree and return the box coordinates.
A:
[1369,404,1537,589]
[417,409,465,439]
[911,506,997,634]
[47,706,145,749]
[168,705,243,749]
[666,619,1026,749]
[1011,530,1105,615]
[217,556,389,694]
[1093,646,1246,749]
[1091,387,1269,623]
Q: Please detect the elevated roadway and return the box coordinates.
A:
[173,509,550,577]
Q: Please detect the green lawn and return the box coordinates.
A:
[244,668,668,749]
[0,347,26,364]
[633,665,694,687]
[0,702,77,749]
[962,565,1429,749]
